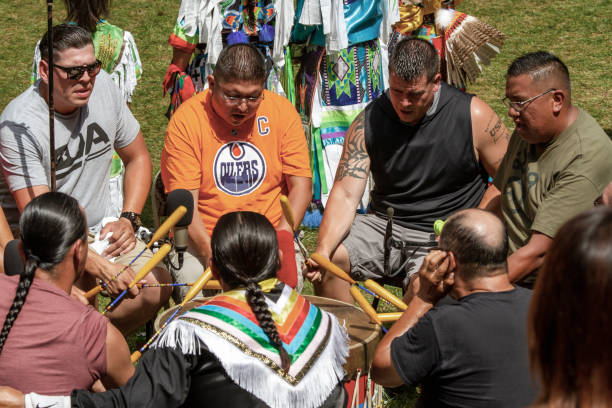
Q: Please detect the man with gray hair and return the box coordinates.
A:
[161,43,312,298]
[372,208,537,407]
[308,38,509,303]
[489,51,612,288]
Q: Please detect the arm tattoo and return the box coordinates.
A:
[485,115,510,144]
[335,112,369,181]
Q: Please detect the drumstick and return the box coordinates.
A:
[138,280,222,290]
[131,268,213,363]
[280,195,296,231]
[313,252,384,326]
[310,253,356,284]
[311,253,400,331]
[85,206,187,299]
[350,286,384,327]
[103,243,172,315]
[377,312,402,323]
[363,280,408,311]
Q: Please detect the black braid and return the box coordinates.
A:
[0,258,37,354]
[0,192,86,356]
[211,211,291,371]
[245,280,291,371]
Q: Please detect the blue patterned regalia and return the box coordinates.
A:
[166,0,296,115]
[291,0,399,210]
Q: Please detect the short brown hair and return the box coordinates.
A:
[213,43,267,85]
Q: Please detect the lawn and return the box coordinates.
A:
[0,0,610,406]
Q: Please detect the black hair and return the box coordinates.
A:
[213,43,267,85]
[507,51,571,94]
[0,192,87,354]
[439,210,508,279]
[64,0,111,32]
[211,211,290,371]
[39,23,93,62]
[389,38,439,82]
[246,0,257,31]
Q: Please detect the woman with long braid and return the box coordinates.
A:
[2,211,349,408]
[0,192,134,396]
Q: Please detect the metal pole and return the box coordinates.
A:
[47,0,56,192]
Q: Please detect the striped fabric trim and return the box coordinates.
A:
[179,279,334,377]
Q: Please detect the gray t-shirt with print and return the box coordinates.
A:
[0,70,140,229]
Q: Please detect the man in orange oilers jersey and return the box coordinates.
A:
[161,44,312,299]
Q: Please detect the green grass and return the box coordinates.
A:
[1,1,610,405]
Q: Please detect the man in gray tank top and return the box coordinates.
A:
[0,25,171,334]
[307,39,509,303]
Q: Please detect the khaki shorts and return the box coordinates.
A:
[342,214,436,288]
[87,235,167,274]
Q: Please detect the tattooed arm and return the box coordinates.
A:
[471,97,509,177]
[313,110,370,263]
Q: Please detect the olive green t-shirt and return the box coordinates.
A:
[494,108,612,273]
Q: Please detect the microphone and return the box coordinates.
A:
[3,239,24,276]
[165,189,194,269]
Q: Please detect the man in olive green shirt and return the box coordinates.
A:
[489,51,612,288]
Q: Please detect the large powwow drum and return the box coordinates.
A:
[155,295,384,406]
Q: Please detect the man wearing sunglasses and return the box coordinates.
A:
[0,24,172,334]
[488,51,612,288]
[161,43,311,299]
[307,38,509,304]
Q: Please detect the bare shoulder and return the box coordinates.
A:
[335,110,369,182]
[471,96,510,146]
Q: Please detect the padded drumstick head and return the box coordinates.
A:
[4,239,24,276]
[386,207,394,218]
[166,189,194,227]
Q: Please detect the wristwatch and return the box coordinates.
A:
[120,211,142,233]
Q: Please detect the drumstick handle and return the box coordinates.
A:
[377,312,402,323]
[179,267,213,307]
[85,284,103,299]
[131,268,212,363]
[364,279,408,311]
[86,208,184,299]
[350,286,383,326]
[103,244,172,314]
[279,195,296,231]
[148,206,187,247]
[311,253,356,284]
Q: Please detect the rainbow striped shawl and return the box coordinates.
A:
[154,279,349,408]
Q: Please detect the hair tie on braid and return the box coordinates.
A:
[23,250,42,266]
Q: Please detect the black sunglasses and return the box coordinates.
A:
[54,59,102,80]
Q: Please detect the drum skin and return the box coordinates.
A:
[155,295,381,379]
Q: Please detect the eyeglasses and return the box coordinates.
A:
[54,59,102,80]
[501,88,555,112]
[219,89,264,105]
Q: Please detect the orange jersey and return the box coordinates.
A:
[161,89,311,235]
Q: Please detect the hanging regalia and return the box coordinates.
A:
[389,0,504,89]
[166,0,296,116]
[291,0,399,213]
[154,279,349,408]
